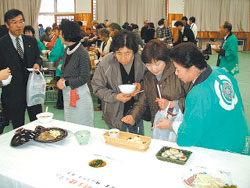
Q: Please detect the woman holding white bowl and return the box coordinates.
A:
[92,30,146,135]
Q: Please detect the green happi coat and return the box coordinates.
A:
[36,39,45,55]
[219,34,239,75]
[48,38,65,76]
[177,67,249,154]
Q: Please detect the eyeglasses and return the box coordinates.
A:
[115,51,133,58]
[145,61,163,68]
[9,19,25,25]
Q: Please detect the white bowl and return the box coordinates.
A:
[36,112,53,124]
[118,84,136,94]
[108,129,120,138]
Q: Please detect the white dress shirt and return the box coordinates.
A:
[190,23,198,39]
[9,32,24,52]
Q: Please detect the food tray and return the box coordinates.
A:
[103,131,151,152]
[156,146,192,165]
[182,166,234,188]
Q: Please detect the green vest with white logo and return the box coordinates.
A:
[177,67,249,154]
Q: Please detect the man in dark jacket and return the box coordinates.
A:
[0,9,42,130]
[173,21,195,46]
[140,20,148,41]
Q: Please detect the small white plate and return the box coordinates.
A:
[27,68,39,72]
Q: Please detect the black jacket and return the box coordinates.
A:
[144,28,155,43]
[0,34,42,119]
[174,27,196,46]
[141,26,148,40]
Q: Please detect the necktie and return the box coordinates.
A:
[16,37,24,59]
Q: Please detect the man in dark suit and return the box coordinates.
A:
[140,20,148,41]
[0,9,42,131]
[173,21,196,46]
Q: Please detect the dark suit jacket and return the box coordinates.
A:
[141,26,148,40]
[144,28,155,43]
[0,34,42,119]
[174,27,196,46]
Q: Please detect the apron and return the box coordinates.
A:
[63,84,94,126]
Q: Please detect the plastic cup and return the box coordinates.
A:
[74,130,90,145]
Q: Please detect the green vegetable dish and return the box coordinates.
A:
[88,159,107,168]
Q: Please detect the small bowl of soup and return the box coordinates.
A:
[36,112,54,124]
[108,129,120,138]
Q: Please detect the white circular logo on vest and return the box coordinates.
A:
[214,75,238,111]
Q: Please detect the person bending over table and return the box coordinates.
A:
[91,30,146,135]
[161,42,249,154]
[121,40,192,141]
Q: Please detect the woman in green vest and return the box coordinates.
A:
[160,43,249,154]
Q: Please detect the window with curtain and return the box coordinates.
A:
[39,0,75,28]
[184,0,249,32]
[93,0,97,21]
[39,0,55,28]
[0,0,41,27]
[57,0,75,12]
[40,0,54,12]
[96,0,166,29]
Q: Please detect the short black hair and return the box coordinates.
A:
[181,16,188,22]
[223,21,232,32]
[96,23,105,30]
[174,21,184,27]
[4,9,25,24]
[126,25,133,31]
[60,20,81,42]
[77,21,83,26]
[122,22,129,30]
[23,25,35,36]
[52,23,57,30]
[110,30,138,54]
[0,25,8,38]
[86,27,91,31]
[148,22,155,29]
[98,28,109,38]
[169,42,207,70]
[109,23,121,31]
[189,17,195,23]
[158,18,165,26]
[45,26,52,33]
[141,40,170,64]
[131,23,138,30]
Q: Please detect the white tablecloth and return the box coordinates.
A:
[0,120,249,188]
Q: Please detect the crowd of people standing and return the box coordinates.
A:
[0,9,248,155]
